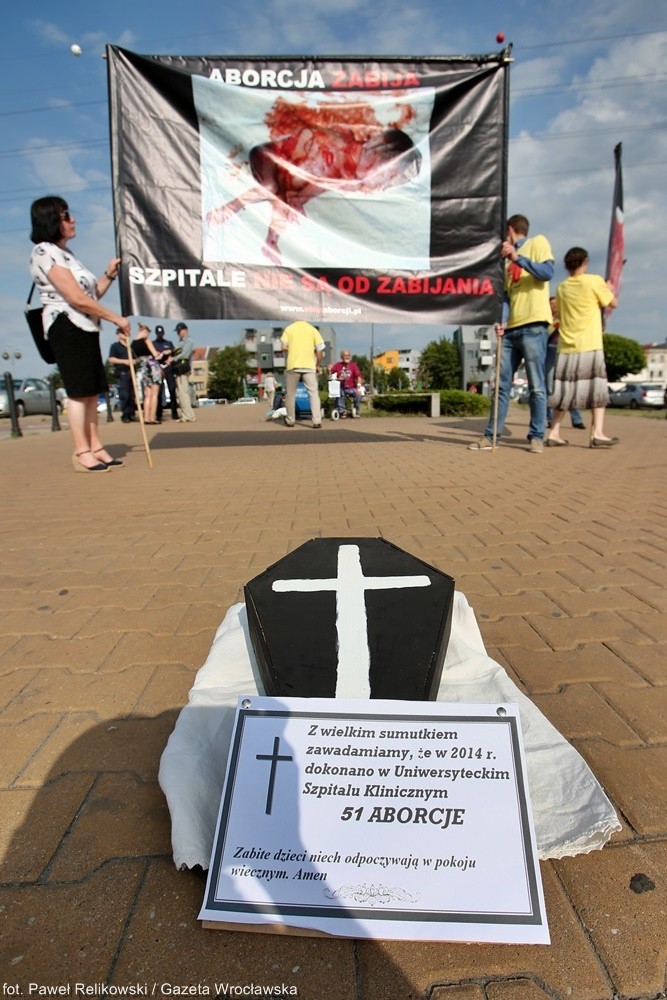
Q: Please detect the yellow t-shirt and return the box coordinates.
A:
[505,234,554,329]
[556,274,615,353]
[281,322,324,370]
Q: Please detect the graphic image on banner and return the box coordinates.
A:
[200,697,549,943]
[107,50,509,325]
[198,82,432,270]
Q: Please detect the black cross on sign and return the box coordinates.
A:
[256,736,293,815]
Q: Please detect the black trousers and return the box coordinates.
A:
[116,369,135,419]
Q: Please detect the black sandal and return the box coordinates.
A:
[93,449,124,467]
[72,450,108,473]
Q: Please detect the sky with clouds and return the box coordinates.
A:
[1,0,666,374]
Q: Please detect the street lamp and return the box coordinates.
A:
[1,349,22,373]
[369,324,375,394]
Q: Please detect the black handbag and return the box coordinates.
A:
[25,284,56,365]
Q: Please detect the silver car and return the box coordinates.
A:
[0,378,63,418]
[608,383,664,409]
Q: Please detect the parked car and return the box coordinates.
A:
[608,383,664,409]
[0,377,62,417]
[97,390,121,413]
[233,396,258,404]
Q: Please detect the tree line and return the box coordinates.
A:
[99,332,646,400]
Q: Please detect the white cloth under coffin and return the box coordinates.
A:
[159,593,621,870]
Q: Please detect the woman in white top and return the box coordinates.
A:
[29,195,130,472]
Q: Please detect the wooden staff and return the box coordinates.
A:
[491,331,502,451]
[123,331,153,469]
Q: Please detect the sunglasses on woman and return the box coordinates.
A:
[60,210,73,222]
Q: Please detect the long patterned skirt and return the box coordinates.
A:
[547,349,609,412]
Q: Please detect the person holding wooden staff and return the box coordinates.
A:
[468,214,554,455]
[29,195,129,472]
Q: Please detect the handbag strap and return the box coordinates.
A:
[27,283,36,307]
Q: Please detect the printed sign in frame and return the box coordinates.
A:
[200,697,549,943]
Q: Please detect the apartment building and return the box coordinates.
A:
[372,348,422,385]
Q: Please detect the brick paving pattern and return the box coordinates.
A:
[0,403,665,999]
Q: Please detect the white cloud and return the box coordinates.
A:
[23,139,89,192]
[29,21,138,59]
[117,29,138,49]
[512,55,568,96]
[30,20,70,47]
[79,28,139,53]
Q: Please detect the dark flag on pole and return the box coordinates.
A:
[604,143,624,329]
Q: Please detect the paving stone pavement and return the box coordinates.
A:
[0,402,665,1000]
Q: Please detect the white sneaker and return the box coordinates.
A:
[468,437,493,451]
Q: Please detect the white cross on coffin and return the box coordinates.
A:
[272,543,431,699]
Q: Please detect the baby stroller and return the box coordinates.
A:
[327,377,342,420]
[327,376,360,420]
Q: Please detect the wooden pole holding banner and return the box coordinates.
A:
[123,332,153,470]
[491,333,502,451]
[492,47,512,453]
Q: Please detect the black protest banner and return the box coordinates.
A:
[108,49,510,324]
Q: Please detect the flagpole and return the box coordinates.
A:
[491,337,502,450]
[603,142,624,331]
[492,50,511,453]
[369,323,375,394]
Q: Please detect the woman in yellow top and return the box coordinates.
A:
[547,247,618,448]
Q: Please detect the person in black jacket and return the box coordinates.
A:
[108,328,137,423]
[154,325,179,421]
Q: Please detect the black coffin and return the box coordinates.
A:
[244,537,455,700]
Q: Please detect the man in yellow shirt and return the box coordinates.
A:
[469,214,554,454]
[280,321,325,428]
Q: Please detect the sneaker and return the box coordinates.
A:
[529,438,544,454]
[352,410,359,419]
[284,417,295,427]
[312,423,322,429]
[467,437,493,451]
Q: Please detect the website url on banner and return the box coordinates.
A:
[278,303,363,316]
[322,306,363,315]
